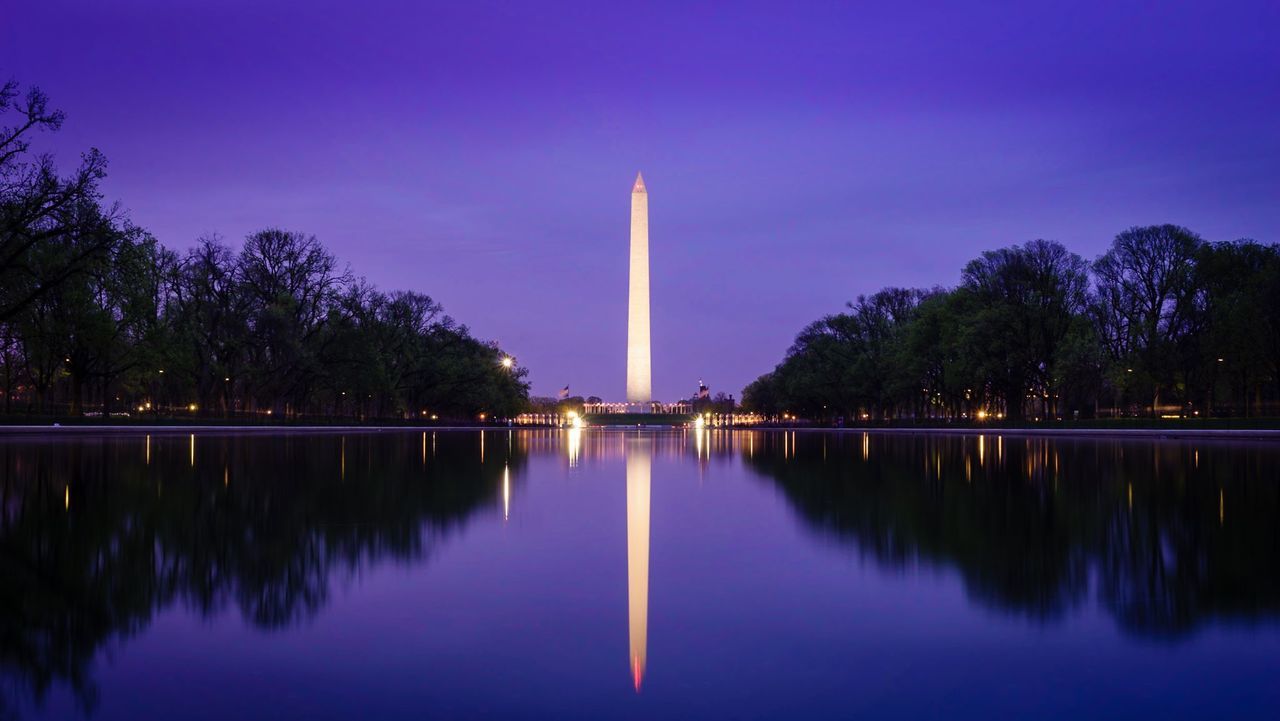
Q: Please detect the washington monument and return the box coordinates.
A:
[627,172,652,404]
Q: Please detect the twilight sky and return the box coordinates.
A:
[5,0,1279,400]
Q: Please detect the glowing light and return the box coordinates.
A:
[626,172,652,404]
[189,434,195,467]
[188,403,197,412]
[976,410,988,420]
[64,485,69,510]
[500,356,514,369]
[145,434,151,465]
[694,415,705,429]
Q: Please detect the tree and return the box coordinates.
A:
[171,235,248,415]
[1091,225,1203,415]
[1192,240,1280,416]
[237,229,350,415]
[0,81,118,322]
[959,240,1089,420]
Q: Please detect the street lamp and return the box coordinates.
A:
[500,356,514,369]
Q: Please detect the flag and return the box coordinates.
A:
[557,385,570,400]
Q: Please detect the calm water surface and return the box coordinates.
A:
[2,429,1278,719]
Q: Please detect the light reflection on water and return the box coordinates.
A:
[1,429,1278,719]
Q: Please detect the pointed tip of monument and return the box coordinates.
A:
[632,171,646,193]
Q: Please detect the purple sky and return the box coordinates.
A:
[6,1,1279,400]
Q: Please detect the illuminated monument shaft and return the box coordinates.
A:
[626,173,651,404]
[626,436,651,691]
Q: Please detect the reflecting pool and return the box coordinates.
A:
[2,429,1278,719]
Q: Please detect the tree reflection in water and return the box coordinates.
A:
[742,432,1280,637]
[0,431,521,717]
[2,429,1277,718]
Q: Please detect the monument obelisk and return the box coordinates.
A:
[626,172,652,407]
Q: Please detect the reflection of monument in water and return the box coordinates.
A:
[626,435,651,691]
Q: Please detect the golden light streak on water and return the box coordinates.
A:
[1220,489,1224,525]
[503,465,510,522]
[145,434,151,465]
[1128,483,1133,511]
[64,485,69,510]
[567,427,581,467]
[341,436,346,480]
[626,437,651,692]
[978,435,984,465]
[480,431,485,464]
[422,431,427,465]
[190,434,195,467]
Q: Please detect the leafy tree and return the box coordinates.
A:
[959,240,1089,420]
[0,81,117,322]
[1092,225,1203,414]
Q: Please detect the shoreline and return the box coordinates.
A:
[783,426,1280,442]
[1,423,1278,442]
